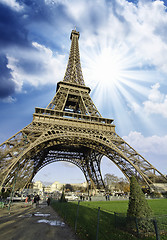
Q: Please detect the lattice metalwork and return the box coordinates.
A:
[0,29,167,191]
[47,82,101,117]
[63,30,85,85]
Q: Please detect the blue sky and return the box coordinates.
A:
[0,0,167,185]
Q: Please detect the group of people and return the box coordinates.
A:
[105,194,110,201]
[80,195,92,201]
[25,194,51,207]
[33,194,40,207]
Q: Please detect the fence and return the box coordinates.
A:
[51,200,167,240]
[114,212,167,239]
[154,215,167,239]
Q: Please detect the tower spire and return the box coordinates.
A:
[63,29,85,86]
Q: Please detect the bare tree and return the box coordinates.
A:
[104,174,130,192]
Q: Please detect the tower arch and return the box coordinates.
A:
[1,131,166,190]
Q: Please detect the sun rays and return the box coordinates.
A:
[81,41,158,136]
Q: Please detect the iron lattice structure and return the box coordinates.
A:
[0,30,166,191]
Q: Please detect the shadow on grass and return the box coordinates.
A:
[51,200,137,240]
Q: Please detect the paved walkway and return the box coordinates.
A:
[0,202,79,240]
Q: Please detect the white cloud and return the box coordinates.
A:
[128,83,167,118]
[110,0,167,73]
[0,96,16,103]
[147,83,164,103]
[64,1,87,21]
[143,83,167,118]
[7,56,23,92]
[72,0,167,75]
[4,0,167,98]
[32,42,53,58]
[0,0,23,11]
[45,0,67,4]
[7,43,67,91]
[123,131,167,155]
[44,0,167,97]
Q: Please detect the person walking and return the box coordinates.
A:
[36,194,40,207]
[47,197,51,206]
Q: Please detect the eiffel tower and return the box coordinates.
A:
[0,29,166,191]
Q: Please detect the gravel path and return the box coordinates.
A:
[0,202,79,240]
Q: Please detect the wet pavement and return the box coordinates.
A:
[0,201,79,240]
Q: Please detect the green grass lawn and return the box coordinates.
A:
[80,200,128,213]
[51,199,167,240]
[79,198,167,215]
[147,199,167,215]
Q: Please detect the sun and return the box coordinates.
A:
[92,47,125,86]
[82,43,154,104]
[82,43,156,133]
[82,44,138,94]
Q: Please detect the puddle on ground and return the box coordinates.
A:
[18,214,32,218]
[37,219,65,227]
[34,213,50,217]
[39,205,47,208]
[18,212,50,218]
